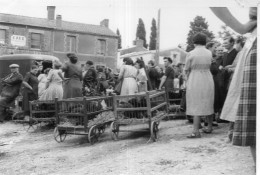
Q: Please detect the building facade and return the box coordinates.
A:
[0,6,118,69]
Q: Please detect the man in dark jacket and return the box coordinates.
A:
[82,61,98,96]
[147,60,160,90]
[0,64,23,122]
[220,36,238,101]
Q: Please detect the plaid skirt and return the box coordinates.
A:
[233,39,257,146]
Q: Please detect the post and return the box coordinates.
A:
[155,9,161,66]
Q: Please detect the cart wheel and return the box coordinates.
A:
[150,121,159,142]
[110,122,119,141]
[53,127,67,143]
[88,125,98,144]
[23,119,38,132]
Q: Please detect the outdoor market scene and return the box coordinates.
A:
[0,0,258,175]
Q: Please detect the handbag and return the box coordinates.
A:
[114,80,123,94]
[101,80,109,89]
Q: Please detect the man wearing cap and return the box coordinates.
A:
[0,64,23,122]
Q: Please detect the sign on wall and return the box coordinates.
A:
[11,35,26,46]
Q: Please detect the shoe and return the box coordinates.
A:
[202,127,213,134]
[212,122,219,127]
[187,132,201,138]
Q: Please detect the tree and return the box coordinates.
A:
[136,18,148,48]
[186,16,214,52]
[116,29,122,49]
[218,25,238,39]
[149,18,157,50]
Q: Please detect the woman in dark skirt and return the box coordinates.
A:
[62,53,83,99]
[22,65,39,116]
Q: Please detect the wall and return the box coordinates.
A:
[0,24,118,69]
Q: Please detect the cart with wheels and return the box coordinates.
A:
[111,91,168,142]
[21,100,56,131]
[166,88,186,120]
[54,96,114,144]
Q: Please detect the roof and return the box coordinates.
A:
[119,46,147,55]
[0,54,59,61]
[0,13,118,37]
[120,50,156,58]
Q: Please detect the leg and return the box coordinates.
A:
[0,97,8,122]
[187,115,201,138]
[250,145,256,167]
[227,122,234,142]
[193,115,201,133]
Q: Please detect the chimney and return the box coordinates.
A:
[136,39,144,47]
[47,6,55,20]
[100,19,109,28]
[56,15,62,28]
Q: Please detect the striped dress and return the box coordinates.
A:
[232,36,257,147]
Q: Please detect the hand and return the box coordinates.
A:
[85,87,90,92]
[219,66,223,70]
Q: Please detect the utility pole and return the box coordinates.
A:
[155,8,161,65]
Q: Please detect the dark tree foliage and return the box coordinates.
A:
[116,29,122,49]
[149,18,157,50]
[136,18,148,48]
[186,16,214,52]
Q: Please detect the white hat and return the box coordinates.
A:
[9,64,19,68]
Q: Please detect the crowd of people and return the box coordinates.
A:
[0,6,256,169]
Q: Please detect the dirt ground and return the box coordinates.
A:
[0,119,255,175]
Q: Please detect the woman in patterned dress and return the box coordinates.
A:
[210,7,257,165]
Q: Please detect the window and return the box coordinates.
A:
[0,29,6,44]
[97,39,106,55]
[66,35,76,52]
[31,33,41,49]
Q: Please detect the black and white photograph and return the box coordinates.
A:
[0,0,258,174]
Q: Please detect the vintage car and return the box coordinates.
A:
[0,54,59,92]
[0,54,60,120]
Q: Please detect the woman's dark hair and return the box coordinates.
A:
[44,68,51,74]
[193,33,207,45]
[97,67,104,72]
[123,57,134,65]
[135,58,145,69]
[86,60,94,66]
[67,53,78,64]
[31,65,38,70]
[236,36,245,48]
[148,60,155,66]
[163,57,173,63]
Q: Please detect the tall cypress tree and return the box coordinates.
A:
[149,18,157,50]
[186,16,214,52]
[116,29,122,49]
[136,18,148,48]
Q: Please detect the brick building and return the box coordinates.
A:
[0,6,119,69]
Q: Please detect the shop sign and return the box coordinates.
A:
[11,35,26,46]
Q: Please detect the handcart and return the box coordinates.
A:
[111,91,168,142]
[22,100,56,131]
[166,88,186,119]
[54,96,114,144]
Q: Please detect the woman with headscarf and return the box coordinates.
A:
[118,57,138,95]
[62,53,83,99]
[210,7,257,165]
[39,60,65,100]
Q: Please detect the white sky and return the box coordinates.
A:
[0,0,257,49]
